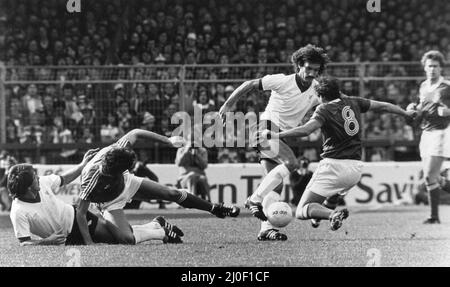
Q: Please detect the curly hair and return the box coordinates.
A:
[314,76,341,101]
[291,44,330,74]
[102,146,136,175]
[7,164,35,199]
[421,50,446,67]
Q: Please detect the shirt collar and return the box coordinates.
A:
[425,76,444,91]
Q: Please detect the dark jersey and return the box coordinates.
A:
[311,96,371,160]
[79,138,129,203]
[419,78,450,131]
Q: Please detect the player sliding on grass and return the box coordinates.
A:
[219,44,329,241]
[7,150,183,245]
[255,77,416,230]
[76,129,240,245]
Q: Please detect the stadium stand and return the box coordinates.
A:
[0,0,449,163]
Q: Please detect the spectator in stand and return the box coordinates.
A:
[140,112,157,133]
[289,157,313,207]
[217,148,239,163]
[213,84,227,110]
[100,113,121,144]
[116,100,137,135]
[130,83,148,118]
[185,33,197,54]
[175,133,211,202]
[21,84,43,125]
[0,150,18,211]
[76,104,99,142]
[146,83,167,122]
[5,120,20,144]
[42,94,56,127]
[8,97,24,130]
[193,87,215,115]
[162,83,178,105]
[61,84,81,124]
[78,127,95,144]
[2,0,450,164]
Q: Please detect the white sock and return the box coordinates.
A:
[132,223,165,244]
[259,191,281,233]
[251,164,290,202]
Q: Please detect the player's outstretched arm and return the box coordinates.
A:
[60,148,100,185]
[19,231,66,246]
[219,79,260,123]
[120,129,185,148]
[368,100,414,118]
[261,119,323,140]
[76,199,95,245]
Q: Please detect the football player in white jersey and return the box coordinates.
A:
[8,149,183,245]
[407,50,450,224]
[219,44,329,241]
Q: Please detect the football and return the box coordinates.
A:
[266,202,293,228]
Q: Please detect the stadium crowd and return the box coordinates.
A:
[0,0,449,163]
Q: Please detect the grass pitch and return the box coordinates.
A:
[0,205,449,267]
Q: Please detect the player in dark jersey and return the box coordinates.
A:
[257,77,415,230]
[406,50,450,224]
[76,129,240,245]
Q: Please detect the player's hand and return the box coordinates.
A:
[405,109,423,126]
[47,229,66,245]
[406,103,417,112]
[168,136,186,148]
[405,110,417,122]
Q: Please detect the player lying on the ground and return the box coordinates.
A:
[76,128,240,245]
[219,44,329,241]
[406,50,450,224]
[7,150,183,245]
[253,76,416,231]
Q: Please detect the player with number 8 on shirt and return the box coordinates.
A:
[257,77,416,231]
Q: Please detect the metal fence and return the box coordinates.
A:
[0,62,438,164]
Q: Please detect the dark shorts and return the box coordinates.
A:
[66,206,99,245]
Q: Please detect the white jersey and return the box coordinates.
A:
[260,73,319,131]
[10,175,74,240]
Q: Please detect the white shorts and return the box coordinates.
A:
[419,127,450,159]
[97,173,144,212]
[305,158,363,198]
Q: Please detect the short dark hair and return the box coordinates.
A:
[7,164,35,199]
[102,146,136,175]
[421,50,445,67]
[315,76,341,101]
[291,44,329,74]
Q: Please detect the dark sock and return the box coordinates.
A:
[310,195,341,223]
[427,186,440,219]
[324,194,340,210]
[306,203,334,220]
[177,190,213,212]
